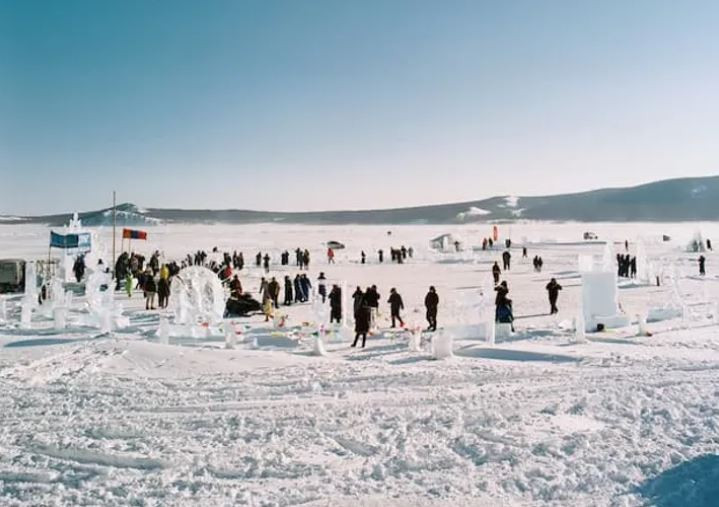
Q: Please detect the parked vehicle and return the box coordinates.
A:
[0,259,26,294]
[583,232,598,240]
[326,241,346,250]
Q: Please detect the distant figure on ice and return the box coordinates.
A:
[454,241,461,252]
[502,250,511,271]
[494,281,514,331]
[262,286,274,322]
[268,277,280,308]
[708,239,713,251]
[144,273,157,310]
[361,251,366,264]
[364,285,380,329]
[73,255,86,283]
[303,249,311,270]
[388,288,405,328]
[327,247,335,264]
[408,247,414,258]
[263,254,270,273]
[378,249,384,263]
[352,286,364,319]
[317,272,327,303]
[522,247,527,258]
[329,284,342,324]
[293,275,302,303]
[283,275,293,305]
[505,238,511,249]
[424,286,439,331]
[125,273,133,298]
[300,274,312,301]
[256,252,262,267]
[492,262,501,285]
[625,240,629,251]
[545,278,562,314]
[230,275,243,299]
[157,275,170,309]
[352,302,371,348]
[699,255,706,276]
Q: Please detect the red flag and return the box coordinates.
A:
[123,228,148,240]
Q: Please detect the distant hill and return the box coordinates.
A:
[3,176,719,226]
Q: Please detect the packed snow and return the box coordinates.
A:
[1,222,719,506]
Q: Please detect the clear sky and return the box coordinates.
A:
[1,0,718,215]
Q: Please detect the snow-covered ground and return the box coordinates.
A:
[1,222,719,506]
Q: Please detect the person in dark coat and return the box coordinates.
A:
[328,284,342,324]
[230,275,243,299]
[73,255,86,283]
[255,252,262,267]
[300,274,312,302]
[699,255,706,276]
[317,272,327,303]
[268,277,280,308]
[502,250,511,271]
[352,287,364,318]
[157,276,171,309]
[352,303,371,348]
[424,286,439,331]
[361,251,366,264]
[144,272,157,310]
[545,278,562,314]
[387,288,404,328]
[492,262,501,285]
[494,281,514,331]
[283,276,293,305]
[263,254,270,273]
[293,275,302,303]
[522,247,527,258]
[364,285,380,328]
[378,249,384,263]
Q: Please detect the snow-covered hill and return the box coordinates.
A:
[6,176,719,225]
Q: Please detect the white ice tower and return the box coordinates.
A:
[578,243,630,332]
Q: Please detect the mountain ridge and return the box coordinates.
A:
[3,176,719,226]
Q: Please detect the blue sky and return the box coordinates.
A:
[1,0,718,214]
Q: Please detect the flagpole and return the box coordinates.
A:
[112,191,116,276]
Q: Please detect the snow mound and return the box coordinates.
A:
[457,207,491,221]
[504,195,520,207]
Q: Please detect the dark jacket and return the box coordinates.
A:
[546,281,562,300]
[355,305,371,334]
[425,291,439,310]
[329,287,342,309]
[388,292,404,313]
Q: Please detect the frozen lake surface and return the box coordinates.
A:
[1,222,718,506]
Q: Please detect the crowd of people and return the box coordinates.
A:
[63,236,706,349]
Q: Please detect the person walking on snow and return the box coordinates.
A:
[329,284,342,324]
[502,250,511,271]
[144,272,157,310]
[492,262,501,285]
[283,275,293,305]
[545,278,562,314]
[352,286,364,319]
[317,272,327,303]
[388,288,405,328]
[699,255,706,276]
[327,248,335,264]
[424,286,439,331]
[352,302,371,348]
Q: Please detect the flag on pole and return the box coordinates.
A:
[50,231,91,251]
[122,228,148,240]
